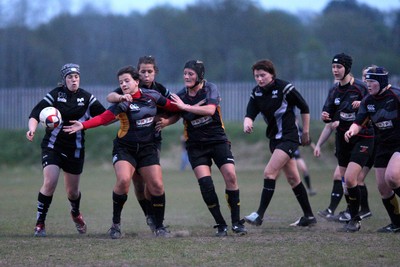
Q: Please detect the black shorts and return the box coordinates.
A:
[112,141,160,169]
[293,149,301,159]
[269,139,299,158]
[42,147,84,175]
[364,137,377,169]
[335,131,374,168]
[374,143,400,168]
[187,142,234,169]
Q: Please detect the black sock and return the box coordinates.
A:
[256,178,275,218]
[293,182,314,217]
[225,189,240,224]
[344,194,350,211]
[198,176,226,226]
[328,180,343,213]
[303,174,311,190]
[36,192,53,225]
[151,193,165,229]
[347,186,360,219]
[68,192,81,217]
[359,185,370,212]
[112,192,127,224]
[138,199,152,217]
[382,194,400,226]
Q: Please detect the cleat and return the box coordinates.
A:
[146,215,156,233]
[155,226,171,237]
[359,210,372,220]
[108,223,122,239]
[337,219,360,232]
[214,224,228,237]
[232,222,248,235]
[338,210,351,223]
[290,216,317,227]
[377,223,400,233]
[244,212,263,226]
[317,208,333,219]
[34,224,46,237]
[71,212,87,234]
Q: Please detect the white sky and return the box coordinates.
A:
[73,0,400,14]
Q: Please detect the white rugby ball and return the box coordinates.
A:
[39,107,62,129]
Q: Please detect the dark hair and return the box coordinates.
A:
[137,55,159,74]
[117,65,140,81]
[252,59,276,79]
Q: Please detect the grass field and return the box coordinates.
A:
[1,149,400,267]
[1,123,399,266]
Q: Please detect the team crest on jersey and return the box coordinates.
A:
[77,97,84,106]
[130,104,140,111]
[367,104,375,112]
[57,92,67,103]
[334,98,341,105]
[272,90,278,98]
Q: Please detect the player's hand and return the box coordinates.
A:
[63,120,84,134]
[120,94,132,102]
[352,101,361,109]
[344,130,353,143]
[243,118,253,134]
[321,111,331,121]
[155,116,169,132]
[313,145,321,157]
[26,130,35,142]
[301,132,310,146]
[170,94,187,110]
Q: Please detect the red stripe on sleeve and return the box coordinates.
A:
[82,110,116,129]
[161,99,180,112]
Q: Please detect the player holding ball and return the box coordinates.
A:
[26,63,105,237]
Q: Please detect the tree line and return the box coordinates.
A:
[0,0,399,88]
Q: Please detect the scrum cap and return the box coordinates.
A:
[61,63,80,85]
[332,53,352,76]
[365,66,388,90]
[184,60,205,81]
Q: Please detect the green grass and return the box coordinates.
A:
[1,156,399,266]
[0,122,397,266]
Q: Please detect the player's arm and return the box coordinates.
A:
[26,117,39,141]
[300,113,310,146]
[344,123,362,143]
[313,123,333,157]
[106,90,132,103]
[170,94,215,116]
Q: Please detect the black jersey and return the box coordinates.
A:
[176,81,228,147]
[109,88,169,147]
[245,79,309,143]
[355,85,400,145]
[29,86,106,158]
[112,81,171,142]
[322,78,373,136]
